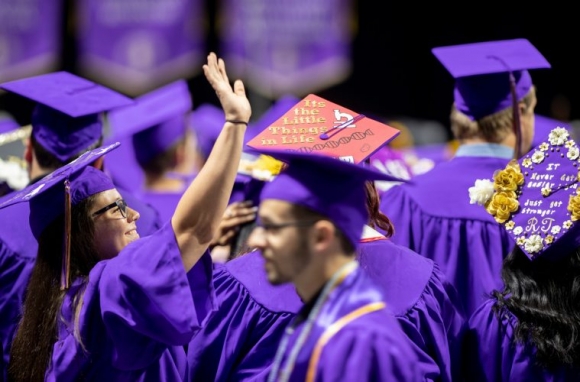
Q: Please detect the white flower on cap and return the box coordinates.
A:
[468,179,495,205]
[0,158,28,190]
[548,127,569,146]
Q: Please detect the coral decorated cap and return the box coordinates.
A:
[470,126,580,260]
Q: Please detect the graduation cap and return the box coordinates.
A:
[0,142,120,288]
[107,80,192,167]
[246,94,401,165]
[432,39,550,158]
[256,149,407,250]
[245,95,301,146]
[0,71,133,162]
[189,103,225,161]
[472,126,580,261]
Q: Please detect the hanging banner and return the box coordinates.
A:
[76,0,205,96]
[0,0,62,83]
[219,0,355,99]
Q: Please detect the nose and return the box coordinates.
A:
[247,226,266,249]
[127,207,140,222]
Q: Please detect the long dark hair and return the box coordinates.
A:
[492,246,580,369]
[8,195,100,382]
[364,181,394,238]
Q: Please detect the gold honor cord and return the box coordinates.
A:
[61,179,72,290]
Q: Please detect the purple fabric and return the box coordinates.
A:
[380,156,515,316]
[229,173,267,206]
[189,103,225,161]
[0,203,36,382]
[463,298,580,381]
[272,264,421,381]
[76,0,206,95]
[45,222,209,381]
[138,190,183,225]
[0,0,61,83]
[219,0,353,97]
[132,115,187,166]
[103,136,145,193]
[358,237,466,382]
[186,237,465,381]
[187,250,301,381]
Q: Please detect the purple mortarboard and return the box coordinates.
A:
[189,103,225,161]
[0,142,119,288]
[0,113,19,134]
[475,126,580,261]
[245,95,301,146]
[432,39,550,121]
[107,80,192,167]
[257,149,406,249]
[532,114,571,149]
[0,72,133,162]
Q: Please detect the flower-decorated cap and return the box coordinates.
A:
[0,72,133,162]
[189,103,225,161]
[471,127,580,260]
[256,148,407,250]
[106,80,192,167]
[432,39,550,121]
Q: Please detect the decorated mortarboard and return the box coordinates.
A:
[0,142,119,288]
[468,126,580,260]
[245,95,301,146]
[0,72,133,162]
[532,114,572,149]
[230,152,286,205]
[189,103,225,161]
[432,39,550,121]
[256,148,407,250]
[246,94,401,165]
[107,80,192,166]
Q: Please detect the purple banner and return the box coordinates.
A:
[0,0,62,82]
[77,0,205,96]
[219,0,354,98]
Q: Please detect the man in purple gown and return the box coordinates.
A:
[0,71,163,381]
[246,149,421,381]
[380,39,551,315]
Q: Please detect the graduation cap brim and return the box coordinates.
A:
[432,38,551,79]
[0,71,133,118]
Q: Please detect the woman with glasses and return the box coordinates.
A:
[5,52,251,382]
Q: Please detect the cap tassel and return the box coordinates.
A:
[61,179,72,290]
[508,72,523,159]
[319,114,366,140]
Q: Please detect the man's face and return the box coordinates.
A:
[247,199,312,285]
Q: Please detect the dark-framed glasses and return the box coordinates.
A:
[92,199,128,218]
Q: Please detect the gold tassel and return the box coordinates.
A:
[508,72,522,160]
[61,179,72,290]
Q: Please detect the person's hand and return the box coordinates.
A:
[202,52,251,124]
[210,201,258,248]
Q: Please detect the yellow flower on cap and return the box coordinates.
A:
[493,161,524,193]
[486,191,519,223]
[568,194,580,221]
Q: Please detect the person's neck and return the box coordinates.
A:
[144,173,186,192]
[460,134,514,148]
[293,253,354,304]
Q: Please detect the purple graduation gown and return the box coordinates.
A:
[269,261,421,382]
[463,298,580,381]
[187,250,302,381]
[0,203,35,381]
[380,154,514,316]
[187,228,465,381]
[358,227,466,382]
[45,222,213,381]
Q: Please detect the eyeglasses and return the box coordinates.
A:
[254,219,320,232]
[92,199,128,218]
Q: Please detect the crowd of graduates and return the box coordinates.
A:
[0,38,579,382]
